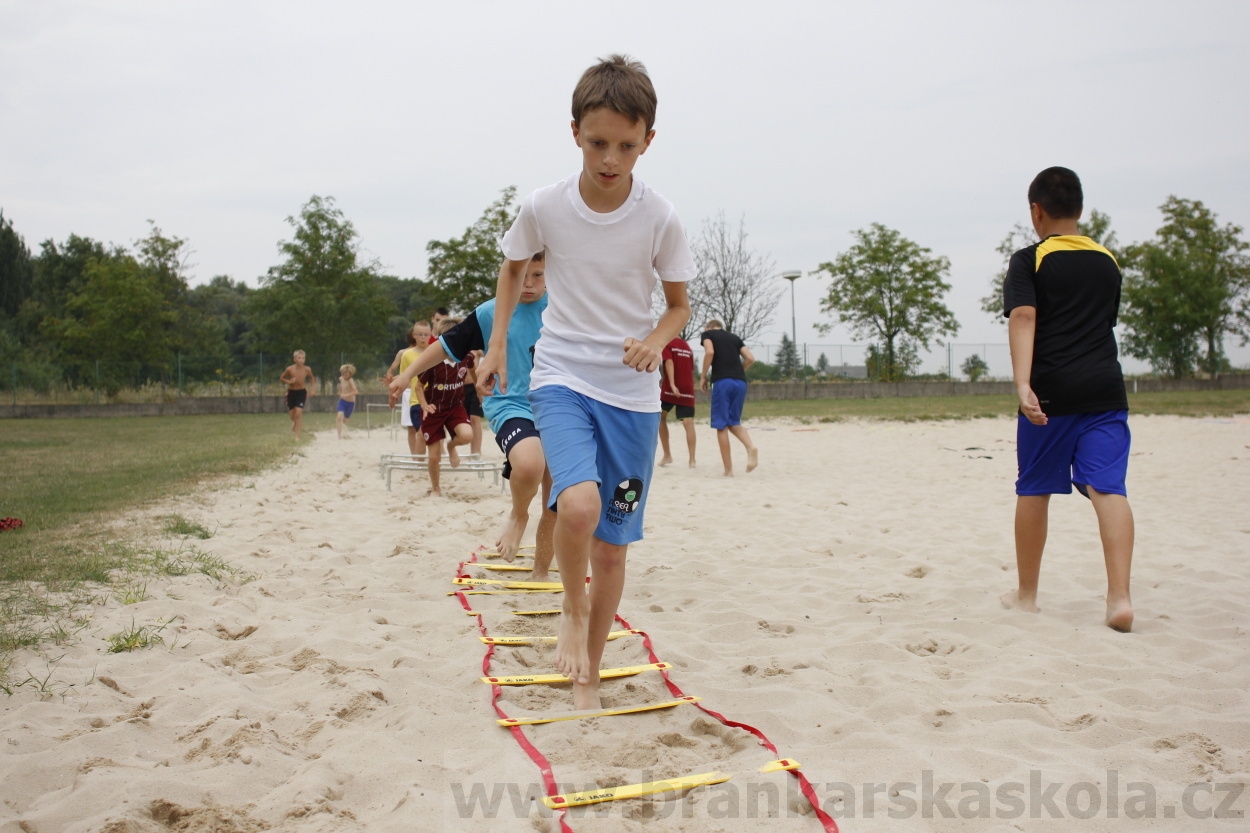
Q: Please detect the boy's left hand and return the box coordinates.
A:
[622,338,661,373]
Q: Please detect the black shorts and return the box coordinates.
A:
[494,417,540,481]
[662,400,695,420]
[464,384,484,418]
[286,389,307,411]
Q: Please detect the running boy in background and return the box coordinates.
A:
[415,318,474,496]
[389,254,556,577]
[476,55,694,709]
[700,320,758,476]
[335,363,358,440]
[1001,166,1135,633]
[657,335,696,467]
[280,350,315,440]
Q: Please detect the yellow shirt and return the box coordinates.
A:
[399,345,425,396]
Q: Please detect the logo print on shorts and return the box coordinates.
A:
[612,478,643,514]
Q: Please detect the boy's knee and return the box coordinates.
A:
[557,483,600,532]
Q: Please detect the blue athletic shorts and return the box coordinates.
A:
[529,385,660,546]
[336,399,355,418]
[1016,410,1130,497]
[710,378,747,430]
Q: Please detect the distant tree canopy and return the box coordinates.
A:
[426,186,518,315]
[1121,197,1250,378]
[817,223,958,382]
[247,196,396,377]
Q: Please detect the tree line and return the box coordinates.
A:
[1,191,1246,397]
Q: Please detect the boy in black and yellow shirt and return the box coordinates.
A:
[1001,166,1135,632]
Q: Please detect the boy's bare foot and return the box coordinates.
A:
[659,454,673,467]
[495,514,528,563]
[553,610,591,688]
[746,447,759,472]
[529,568,550,582]
[448,445,461,468]
[689,460,696,468]
[1000,589,1039,613]
[572,676,601,711]
[1105,600,1134,633]
[723,469,733,477]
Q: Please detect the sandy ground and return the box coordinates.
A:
[1,414,1248,832]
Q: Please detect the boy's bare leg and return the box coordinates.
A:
[681,418,696,467]
[496,437,543,562]
[448,423,471,468]
[530,470,556,582]
[1002,494,1049,613]
[470,416,483,456]
[336,412,345,439]
[658,414,673,466]
[1088,487,1135,632]
[551,481,599,699]
[407,426,422,456]
[426,439,443,496]
[574,537,628,710]
[717,428,734,476]
[729,424,757,472]
[290,407,302,439]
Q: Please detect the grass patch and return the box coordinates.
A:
[0,413,308,693]
[0,412,332,584]
[740,389,1250,422]
[163,514,213,539]
[106,618,171,653]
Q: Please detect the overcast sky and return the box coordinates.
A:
[3,1,1248,371]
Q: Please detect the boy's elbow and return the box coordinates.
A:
[1009,306,1036,324]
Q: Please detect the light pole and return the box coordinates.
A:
[782,270,801,377]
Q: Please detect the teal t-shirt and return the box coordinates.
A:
[439,295,547,434]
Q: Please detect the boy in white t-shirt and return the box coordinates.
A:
[476,54,694,710]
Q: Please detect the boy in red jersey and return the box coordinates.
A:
[657,336,696,467]
[416,319,474,496]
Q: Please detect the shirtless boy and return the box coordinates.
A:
[280,350,315,440]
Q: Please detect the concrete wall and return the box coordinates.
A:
[1,376,1245,419]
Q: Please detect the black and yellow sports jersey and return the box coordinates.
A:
[1003,235,1128,416]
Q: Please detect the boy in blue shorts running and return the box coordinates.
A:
[389,255,555,578]
[1001,166,1135,632]
[700,320,758,477]
[476,54,695,709]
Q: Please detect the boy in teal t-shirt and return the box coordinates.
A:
[389,255,553,576]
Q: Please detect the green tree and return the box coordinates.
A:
[0,211,35,321]
[426,186,518,314]
[247,196,396,379]
[1121,197,1250,378]
[376,273,442,351]
[815,352,829,376]
[187,275,254,357]
[775,332,799,378]
[961,353,989,382]
[816,224,958,382]
[980,209,1122,321]
[21,234,115,352]
[57,254,179,393]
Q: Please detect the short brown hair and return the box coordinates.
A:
[531,250,545,263]
[572,54,657,133]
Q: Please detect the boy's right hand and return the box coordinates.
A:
[1016,385,1048,425]
[476,353,506,397]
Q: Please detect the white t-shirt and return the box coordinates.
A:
[501,173,695,412]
